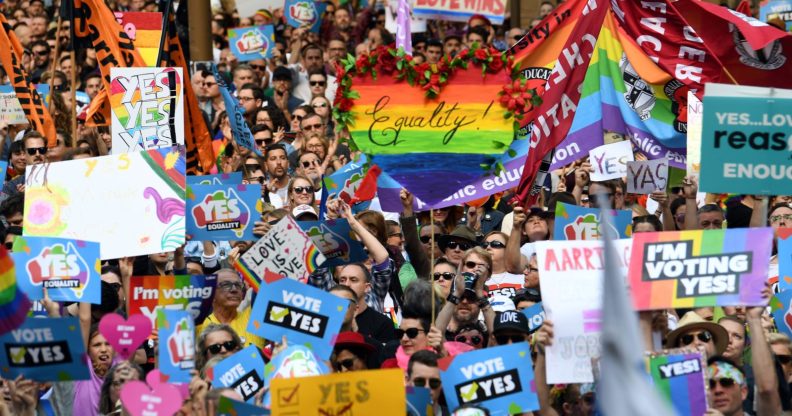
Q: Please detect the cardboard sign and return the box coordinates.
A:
[778,229,792,292]
[553,202,632,241]
[760,0,792,31]
[262,345,329,406]
[270,369,406,415]
[413,0,506,25]
[235,216,326,291]
[187,183,263,241]
[771,290,792,339]
[114,12,163,67]
[687,91,703,176]
[99,313,153,360]
[626,158,668,194]
[187,172,243,186]
[120,369,182,416]
[284,0,326,33]
[322,154,372,211]
[217,396,270,416]
[110,67,185,153]
[128,275,217,326]
[228,25,275,61]
[11,237,101,304]
[522,302,545,334]
[440,342,538,413]
[157,309,195,384]
[645,350,708,416]
[406,386,433,416]
[0,84,27,124]
[297,219,367,267]
[701,84,792,195]
[212,345,267,403]
[629,228,773,310]
[23,147,186,259]
[536,239,632,383]
[588,140,634,181]
[247,277,347,360]
[0,317,89,382]
[212,64,261,157]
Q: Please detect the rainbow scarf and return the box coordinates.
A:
[0,246,31,335]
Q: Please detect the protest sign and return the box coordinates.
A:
[157,309,195,384]
[247,277,347,360]
[0,84,27,124]
[99,313,153,360]
[187,172,243,186]
[413,0,506,25]
[297,219,367,267]
[771,290,792,339]
[322,154,372,211]
[284,0,326,33]
[700,83,792,195]
[778,229,792,292]
[553,202,632,241]
[187,183,263,240]
[626,158,668,194]
[0,317,90,382]
[11,237,100,304]
[128,274,217,326]
[629,228,773,310]
[120,369,182,416]
[440,342,538,413]
[588,140,634,181]
[270,369,405,415]
[228,25,275,61]
[110,67,185,153]
[217,396,269,416]
[262,345,328,406]
[236,216,326,291]
[522,302,545,334]
[23,147,186,259]
[212,345,267,403]
[536,239,632,383]
[687,91,703,176]
[760,0,792,31]
[114,12,162,66]
[645,350,708,416]
[406,386,433,416]
[212,64,261,156]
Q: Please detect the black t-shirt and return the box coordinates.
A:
[355,307,397,346]
[726,202,752,229]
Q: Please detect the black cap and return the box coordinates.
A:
[273,66,292,82]
[493,310,530,335]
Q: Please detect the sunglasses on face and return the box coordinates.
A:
[465,261,487,270]
[446,241,471,251]
[33,50,48,56]
[4,242,13,250]
[455,334,482,345]
[481,240,505,249]
[680,330,713,346]
[301,160,320,168]
[293,186,313,194]
[206,340,238,355]
[302,123,323,132]
[201,82,217,87]
[108,282,122,292]
[495,334,525,345]
[26,147,47,155]
[312,102,328,108]
[249,64,266,71]
[396,327,425,339]
[412,377,441,389]
[334,358,356,371]
[433,272,455,281]
[309,80,326,87]
[777,355,792,365]
[419,234,442,244]
[245,163,260,171]
[245,176,265,185]
[709,378,737,389]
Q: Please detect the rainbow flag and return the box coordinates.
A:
[645,352,708,416]
[116,12,162,67]
[0,246,31,336]
[550,12,687,170]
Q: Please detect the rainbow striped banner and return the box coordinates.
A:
[115,12,163,67]
[645,351,708,416]
[0,246,31,336]
[550,12,687,170]
[629,228,773,310]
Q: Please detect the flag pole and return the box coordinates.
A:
[430,208,435,325]
[47,16,63,109]
[156,0,174,66]
[70,49,76,144]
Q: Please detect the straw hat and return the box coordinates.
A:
[665,311,728,355]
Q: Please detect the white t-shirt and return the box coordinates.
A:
[485,272,524,299]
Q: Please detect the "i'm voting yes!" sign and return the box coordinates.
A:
[247,277,347,360]
[0,317,89,381]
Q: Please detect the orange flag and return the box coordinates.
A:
[0,15,56,146]
[157,6,215,173]
[72,0,147,126]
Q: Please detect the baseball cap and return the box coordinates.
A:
[493,310,530,335]
[292,204,318,221]
[490,295,516,313]
[273,66,293,82]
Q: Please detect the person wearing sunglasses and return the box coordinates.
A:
[22,130,48,168]
[432,258,457,298]
[296,151,324,189]
[398,188,443,278]
[768,333,792,385]
[492,310,530,346]
[331,332,374,373]
[453,323,487,350]
[434,261,495,351]
[2,226,22,252]
[665,311,728,358]
[707,358,751,416]
[406,350,446,414]
[236,83,264,118]
[197,269,265,351]
[482,231,523,299]
[438,225,477,267]
[195,324,243,372]
[287,175,316,213]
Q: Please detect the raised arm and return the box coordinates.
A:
[399,189,431,278]
[505,205,526,274]
[748,286,781,416]
[683,176,699,231]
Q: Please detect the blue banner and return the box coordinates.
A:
[701,84,792,195]
[228,25,275,62]
[285,0,327,33]
[212,345,266,403]
[322,154,372,212]
[553,202,633,240]
[0,317,90,381]
[297,219,367,267]
[187,183,263,240]
[779,231,792,292]
[406,386,433,416]
[212,64,262,156]
[11,237,101,304]
[187,172,243,186]
[247,278,347,360]
[522,302,545,334]
[440,342,538,414]
[772,290,792,339]
[157,309,195,384]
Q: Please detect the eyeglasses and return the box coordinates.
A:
[238,96,256,102]
[680,330,713,346]
[301,160,320,168]
[455,334,482,345]
[293,114,305,121]
[218,281,244,292]
[206,340,238,355]
[464,261,488,270]
[412,377,441,389]
[446,241,471,251]
[249,64,266,71]
[26,147,47,155]
[334,358,356,371]
[302,123,323,132]
[309,81,326,87]
[777,355,792,365]
[770,214,792,224]
[481,240,505,249]
[433,272,455,281]
[201,82,217,87]
[245,163,260,171]
[33,50,48,56]
[312,102,328,108]
[255,138,272,147]
[293,186,313,194]
[419,234,442,244]
[495,334,525,345]
[396,328,425,339]
[709,378,737,389]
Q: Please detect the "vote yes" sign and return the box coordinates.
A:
[0,317,90,381]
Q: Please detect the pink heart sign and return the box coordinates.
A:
[121,369,182,416]
[98,313,152,360]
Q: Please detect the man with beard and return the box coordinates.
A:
[197,269,265,349]
[264,144,290,203]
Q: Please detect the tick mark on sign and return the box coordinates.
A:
[278,385,299,406]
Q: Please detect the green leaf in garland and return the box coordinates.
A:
[396,60,403,71]
[508,149,517,158]
[424,70,431,79]
[503,111,513,119]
